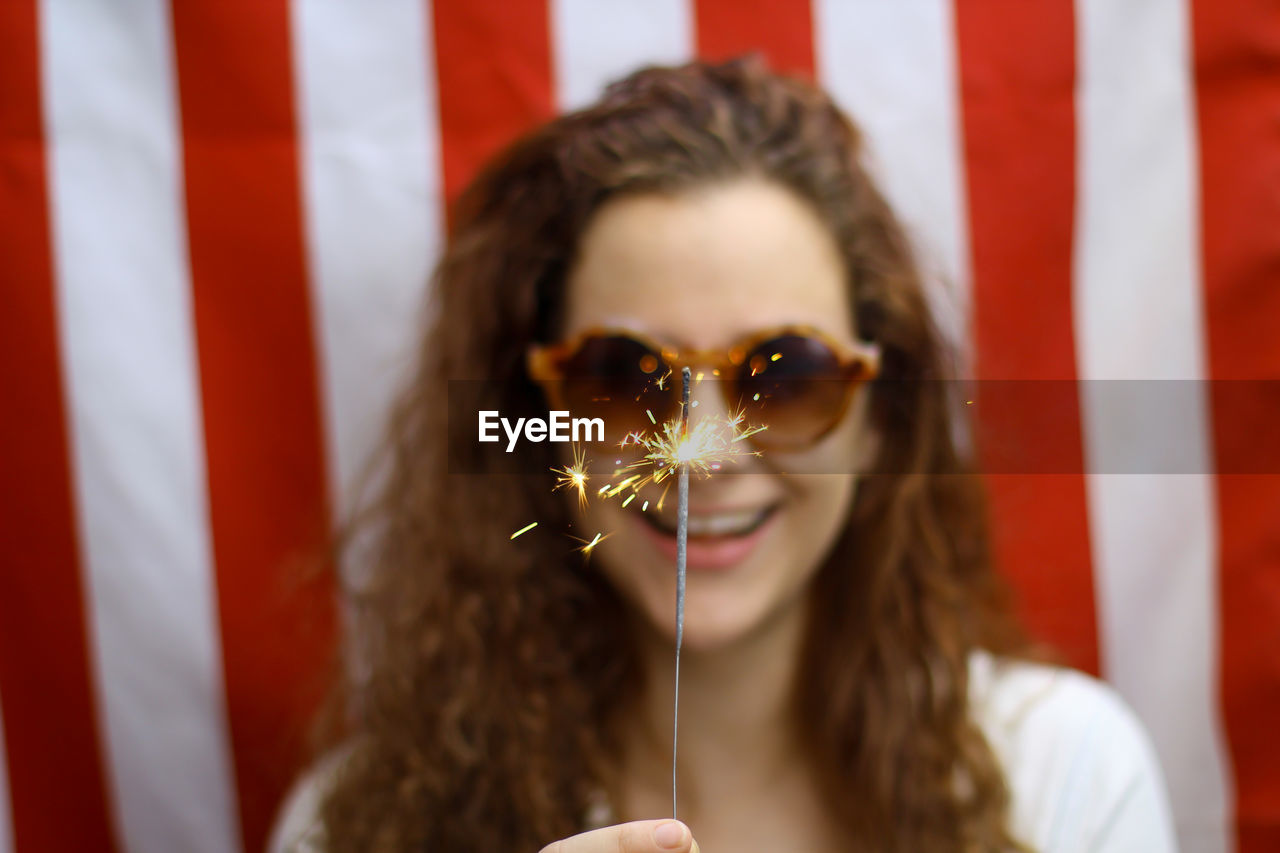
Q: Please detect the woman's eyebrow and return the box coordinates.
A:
[590,318,693,350]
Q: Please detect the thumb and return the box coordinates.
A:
[540,819,699,853]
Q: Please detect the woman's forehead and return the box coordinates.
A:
[563,179,856,346]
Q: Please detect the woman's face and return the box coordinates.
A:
[561,178,875,651]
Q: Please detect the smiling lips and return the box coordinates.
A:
[636,502,780,570]
[643,504,777,538]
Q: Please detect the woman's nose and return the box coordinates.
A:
[684,368,725,423]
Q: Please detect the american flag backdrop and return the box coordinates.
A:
[1,1,1277,851]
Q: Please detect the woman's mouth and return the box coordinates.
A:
[634,502,780,570]
[641,504,776,537]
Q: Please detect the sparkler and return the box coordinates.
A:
[519,367,771,819]
[673,365,690,819]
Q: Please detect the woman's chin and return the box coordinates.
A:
[627,586,773,654]
[674,620,755,654]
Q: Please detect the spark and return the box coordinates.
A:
[510,521,538,540]
[551,444,590,509]
[571,531,612,557]
[599,473,642,500]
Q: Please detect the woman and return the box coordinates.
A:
[271,57,1176,852]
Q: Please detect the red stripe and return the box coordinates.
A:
[432,0,554,217]
[1192,0,1280,848]
[168,3,336,850]
[694,0,815,78]
[0,3,121,850]
[955,1,1099,673]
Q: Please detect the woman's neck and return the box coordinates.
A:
[613,595,813,824]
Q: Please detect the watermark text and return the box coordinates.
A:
[478,410,605,452]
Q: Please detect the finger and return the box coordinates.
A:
[540,819,699,853]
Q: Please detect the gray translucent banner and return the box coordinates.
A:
[445,379,1280,475]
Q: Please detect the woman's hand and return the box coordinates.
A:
[540,819,700,853]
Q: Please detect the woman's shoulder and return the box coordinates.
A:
[968,651,1179,851]
[268,747,352,853]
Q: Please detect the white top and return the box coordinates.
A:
[967,653,1178,851]
[269,653,1178,852]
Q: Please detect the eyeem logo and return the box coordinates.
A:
[479,410,604,452]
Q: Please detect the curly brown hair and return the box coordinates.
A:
[315,56,1034,851]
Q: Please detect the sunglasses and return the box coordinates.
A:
[527,325,880,450]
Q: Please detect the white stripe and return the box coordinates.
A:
[551,0,693,111]
[40,1,241,851]
[0,691,12,853]
[813,0,970,360]
[1073,2,1232,851]
[293,0,442,526]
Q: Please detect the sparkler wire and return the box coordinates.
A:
[673,366,690,819]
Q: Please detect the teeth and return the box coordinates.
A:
[650,506,770,537]
[687,508,767,536]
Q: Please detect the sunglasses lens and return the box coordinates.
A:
[736,335,854,447]
[558,336,671,439]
